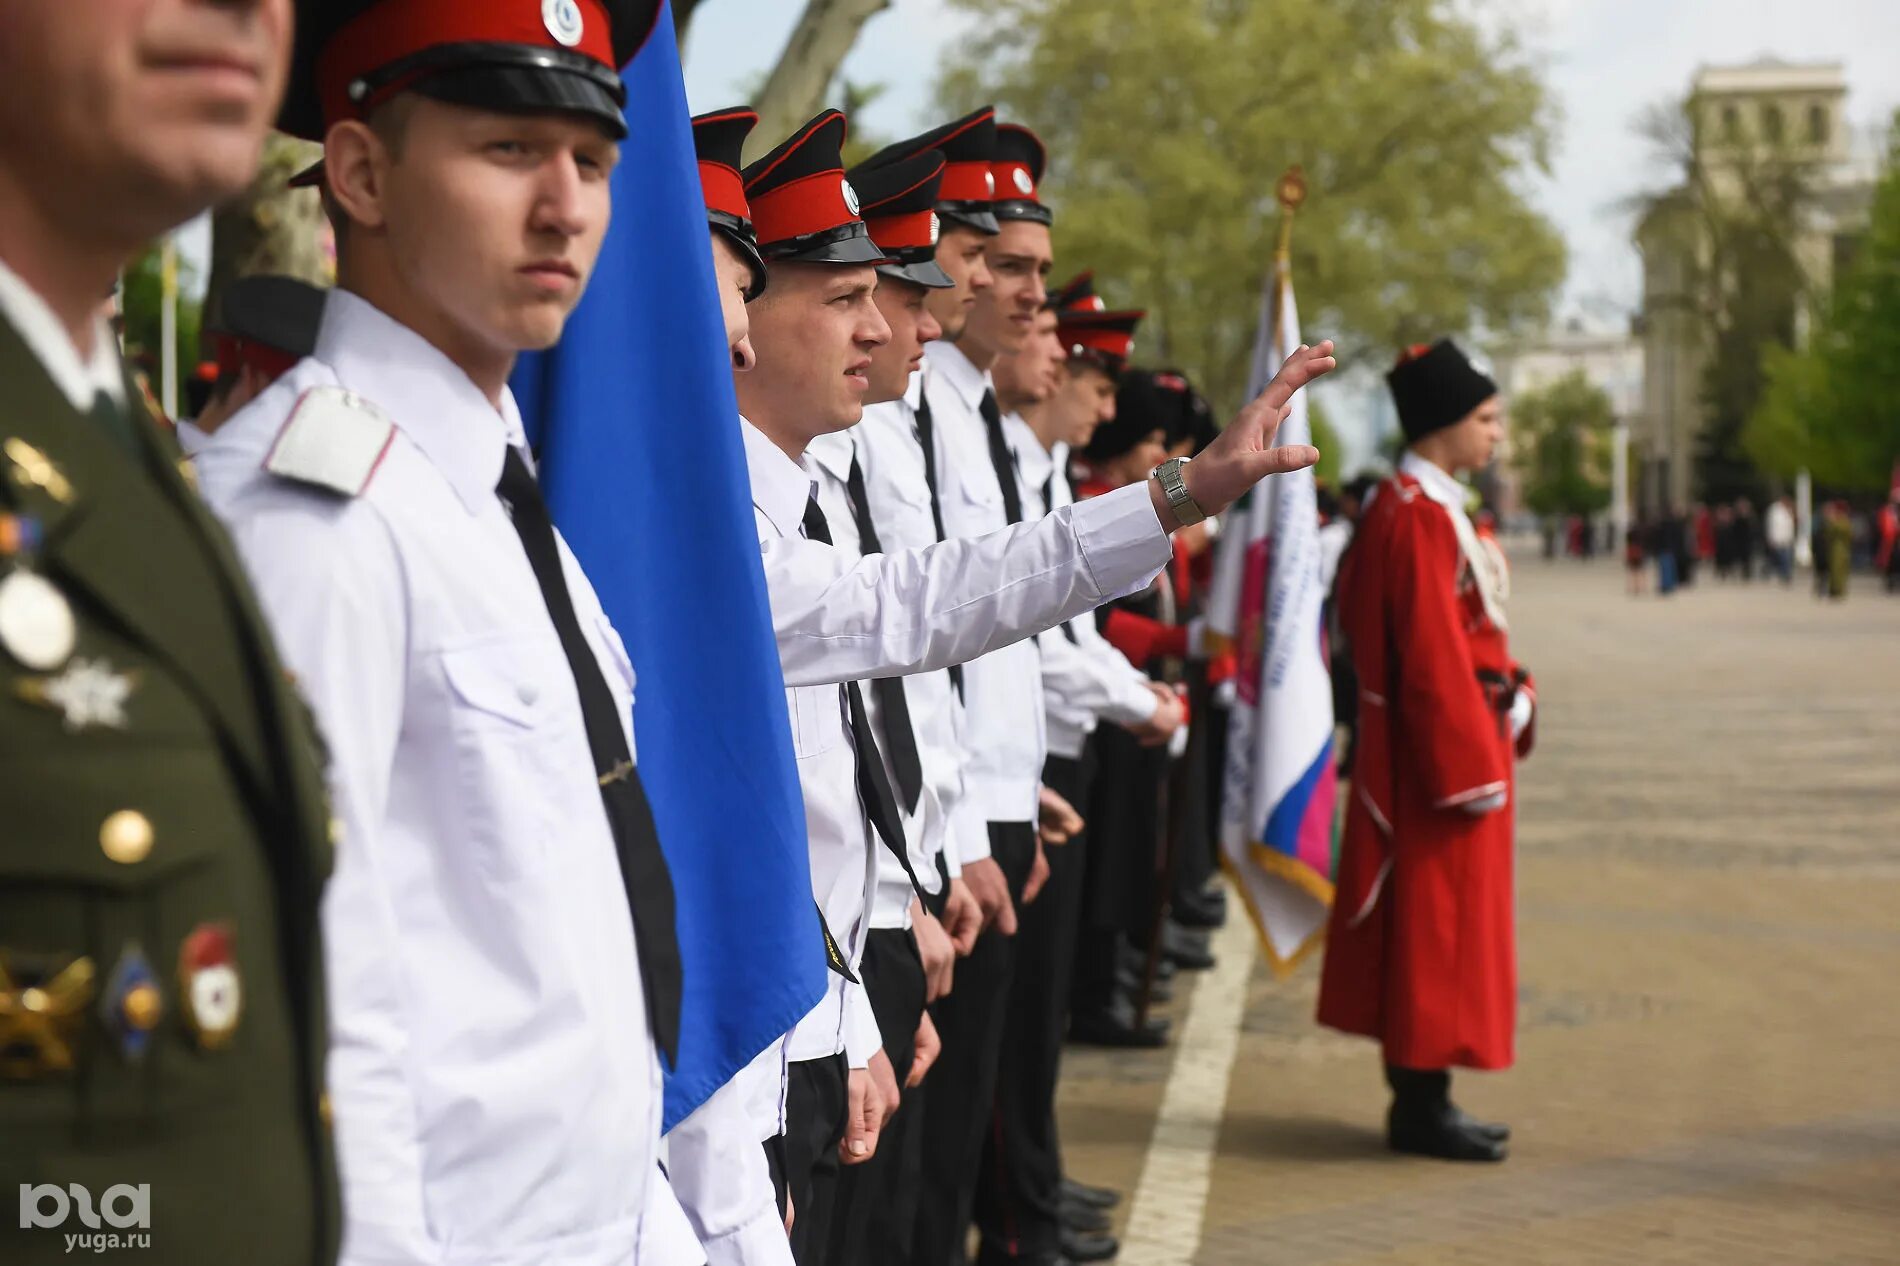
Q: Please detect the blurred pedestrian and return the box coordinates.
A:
[1625,517,1649,595]
[1823,501,1853,601]
[1765,496,1796,585]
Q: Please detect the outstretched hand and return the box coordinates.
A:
[1169,341,1336,525]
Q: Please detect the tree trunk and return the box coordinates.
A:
[203,135,331,329]
[747,0,892,162]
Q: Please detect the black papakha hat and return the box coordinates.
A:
[1387,338,1498,443]
[1089,368,1193,463]
[848,153,955,290]
[858,107,1001,236]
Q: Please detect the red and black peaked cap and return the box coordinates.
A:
[1049,271,1142,377]
[208,276,328,381]
[277,0,665,143]
[859,106,1001,236]
[992,122,1051,226]
[692,107,768,300]
[742,110,890,267]
[846,153,954,290]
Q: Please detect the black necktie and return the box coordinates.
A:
[844,457,926,813]
[979,387,1024,526]
[87,390,139,456]
[801,494,931,908]
[498,448,683,1065]
[1039,472,1080,644]
[911,393,963,698]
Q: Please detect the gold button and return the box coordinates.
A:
[120,982,163,1032]
[327,817,344,847]
[99,811,154,865]
[19,986,49,1014]
[319,1093,333,1128]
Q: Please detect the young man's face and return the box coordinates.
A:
[865,275,942,405]
[336,98,619,358]
[1049,361,1117,450]
[961,219,1052,358]
[1441,395,1505,474]
[991,307,1062,408]
[710,232,757,372]
[0,0,292,241]
[735,261,890,445]
[923,223,993,343]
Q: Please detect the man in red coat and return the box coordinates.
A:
[1316,338,1536,1163]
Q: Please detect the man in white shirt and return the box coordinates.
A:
[729,109,1336,1266]
[194,4,717,1263]
[982,289,1179,1263]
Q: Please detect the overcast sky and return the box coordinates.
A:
[682,0,1900,326]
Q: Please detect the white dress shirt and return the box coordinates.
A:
[922,341,1045,825]
[742,419,886,1072]
[853,374,983,878]
[194,291,698,1266]
[0,256,125,411]
[1010,427,1161,760]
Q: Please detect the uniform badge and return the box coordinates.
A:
[0,568,76,670]
[928,212,940,246]
[841,178,860,217]
[16,658,136,731]
[99,945,163,1064]
[5,438,73,503]
[1012,168,1034,196]
[543,0,585,46]
[0,951,95,1080]
[178,923,242,1050]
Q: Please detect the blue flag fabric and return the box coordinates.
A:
[511,8,823,1131]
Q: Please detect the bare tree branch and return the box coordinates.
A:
[748,0,892,160]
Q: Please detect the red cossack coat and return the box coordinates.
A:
[1315,474,1534,1071]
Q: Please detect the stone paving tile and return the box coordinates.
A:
[1057,561,1900,1266]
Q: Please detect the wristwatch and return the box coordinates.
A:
[1153,457,1207,527]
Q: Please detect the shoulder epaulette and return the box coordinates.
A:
[262,387,396,497]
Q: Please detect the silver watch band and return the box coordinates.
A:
[1156,457,1206,526]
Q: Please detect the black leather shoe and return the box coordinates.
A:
[1060,1177,1121,1210]
[1117,942,1176,983]
[1060,1198,1111,1233]
[1069,997,1169,1048]
[1059,1227,1120,1262]
[1171,884,1228,929]
[1387,1106,1508,1162]
[1448,1104,1511,1143]
[1162,921,1215,971]
[1115,960,1173,1003]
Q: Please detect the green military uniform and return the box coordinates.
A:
[0,312,338,1264]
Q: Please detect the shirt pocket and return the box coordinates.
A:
[436,634,578,878]
[787,684,842,760]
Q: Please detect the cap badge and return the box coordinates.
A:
[929,213,941,246]
[841,178,860,217]
[984,172,996,197]
[1012,168,1034,196]
[543,0,586,47]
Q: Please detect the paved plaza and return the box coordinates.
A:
[1057,557,1900,1265]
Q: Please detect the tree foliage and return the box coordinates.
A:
[1511,369,1613,517]
[120,245,202,398]
[935,0,1565,416]
[1748,118,1900,492]
[1629,93,1827,500]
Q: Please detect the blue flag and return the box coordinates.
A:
[511,8,822,1130]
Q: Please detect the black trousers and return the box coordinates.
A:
[912,820,1037,1266]
[827,927,929,1266]
[775,1052,848,1265]
[974,752,1093,1260]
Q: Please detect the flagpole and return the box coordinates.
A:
[1266,166,1306,365]
[159,233,179,420]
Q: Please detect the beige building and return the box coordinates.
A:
[1488,322,1643,519]
[1633,57,1875,511]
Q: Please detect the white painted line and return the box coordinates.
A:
[1117,913,1257,1265]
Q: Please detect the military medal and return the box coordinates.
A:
[0,568,76,671]
[178,923,242,1050]
[16,657,136,731]
[99,945,163,1064]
